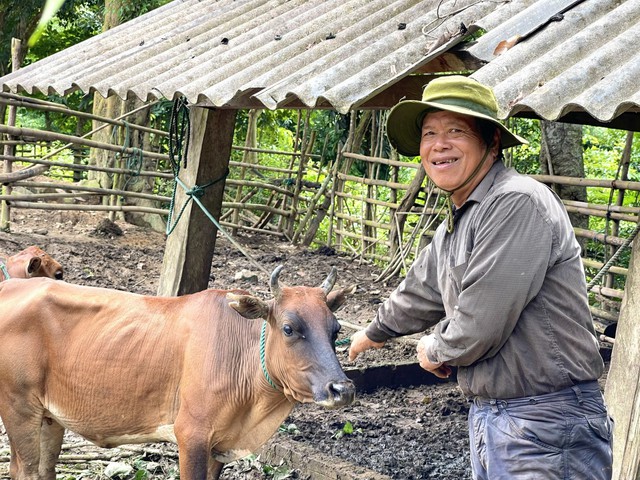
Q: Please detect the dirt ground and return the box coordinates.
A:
[0,209,605,480]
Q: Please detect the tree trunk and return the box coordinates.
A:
[120,96,165,232]
[88,0,135,196]
[539,121,588,250]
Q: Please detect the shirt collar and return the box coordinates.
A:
[448,161,505,229]
[461,160,505,207]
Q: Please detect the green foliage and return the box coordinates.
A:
[26,6,102,63]
[508,118,541,174]
[332,420,362,439]
[28,0,67,47]
[116,0,172,23]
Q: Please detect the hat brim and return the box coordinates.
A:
[386,100,528,157]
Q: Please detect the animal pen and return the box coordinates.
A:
[1,92,638,338]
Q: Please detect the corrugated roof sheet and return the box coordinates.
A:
[469,0,640,130]
[0,0,638,130]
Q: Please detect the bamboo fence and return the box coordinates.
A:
[1,93,638,330]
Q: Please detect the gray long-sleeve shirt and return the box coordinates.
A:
[366,161,603,399]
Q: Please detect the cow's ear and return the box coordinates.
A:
[26,257,42,276]
[227,293,269,319]
[326,284,357,312]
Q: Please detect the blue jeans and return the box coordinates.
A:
[469,381,613,480]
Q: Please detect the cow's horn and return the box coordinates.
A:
[270,265,284,299]
[320,266,337,295]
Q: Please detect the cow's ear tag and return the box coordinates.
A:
[227,292,269,320]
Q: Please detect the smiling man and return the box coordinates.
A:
[348,76,613,479]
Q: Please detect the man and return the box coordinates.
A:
[348,75,613,479]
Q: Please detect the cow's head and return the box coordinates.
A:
[8,246,64,280]
[227,266,356,408]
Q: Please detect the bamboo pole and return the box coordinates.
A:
[337,172,409,190]
[563,199,640,215]
[219,221,286,237]
[606,132,634,290]
[233,145,321,159]
[0,192,97,201]
[222,202,292,216]
[1,38,21,231]
[12,181,170,203]
[333,211,390,230]
[335,191,401,209]
[288,115,313,238]
[333,228,390,246]
[1,100,164,183]
[0,154,172,180]
[9,201,167,215]
[342,151,420,169]
[574,228,627,247]
[590,285,625,299]
[531,174,640,192]
[583,258,628,277]
[0,96,166,138]
[232,109,260,234]
[0,124,168,161]
[564,204,638,223]
[228,160,295,175]
[292,166,332,244]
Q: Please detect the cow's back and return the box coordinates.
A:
[0,278,241,445]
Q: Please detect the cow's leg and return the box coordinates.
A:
[176,440,210,480]
[7,437,19,480]
[174,411,227,480]
[174,418,211,480]
[0,393,47,480]
[207,459,224,479]
[2,415,44,480]
[38,417,65,479]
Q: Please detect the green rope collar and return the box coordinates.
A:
[260,320,280,391]
[0,259,9,281]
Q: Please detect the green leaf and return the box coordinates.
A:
[28,0,67,47]
[342,420,354,435]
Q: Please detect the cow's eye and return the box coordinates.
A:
[283,324,293,336]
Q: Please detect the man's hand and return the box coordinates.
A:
[348,330,385,361]
[417,334,452,379]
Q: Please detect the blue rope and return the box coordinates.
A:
[0,259,9,280]
[260,320,279,390]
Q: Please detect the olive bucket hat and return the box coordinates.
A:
[386,75,528,157]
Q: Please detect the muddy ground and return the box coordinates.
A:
[0,210,607,479]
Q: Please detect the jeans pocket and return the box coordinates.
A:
[586,414,612,442]
[499,407,563,451]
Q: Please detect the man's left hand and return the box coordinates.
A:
[417,334,452,379]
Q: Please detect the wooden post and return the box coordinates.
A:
[605,231,640,480]
[157,107,237,296]
[1,38,21,231]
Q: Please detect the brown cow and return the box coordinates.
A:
[0,266,355,480]
[0,245,63,281]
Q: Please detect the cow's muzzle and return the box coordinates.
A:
[316,380,356,408]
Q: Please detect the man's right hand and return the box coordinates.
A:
[348,330,386,361]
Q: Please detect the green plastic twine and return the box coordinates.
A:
[0,259,9,280]
[260,320,279,390]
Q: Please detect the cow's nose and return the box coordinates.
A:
[55,271,64,280]
[327,380,356,407]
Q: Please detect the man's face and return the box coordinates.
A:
[419,110,499,206]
